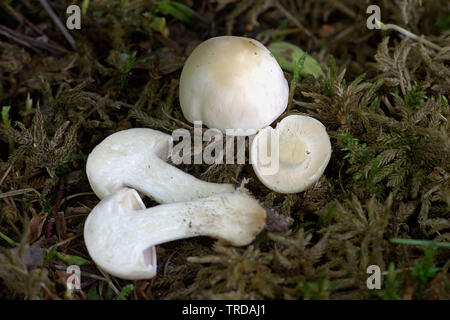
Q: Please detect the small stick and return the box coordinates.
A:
[162,108,193,130]
[0,188,41,199]
[257,28,303,44]
[54,234,82,248]
[0,24,65,55]
[3,2,68,53]
[98,269,120,295]
[163,250,178,276]
[60,191,95,206]
[0,25,41,54]
[38,0,77,50]
[0,165,12,186]
[327,0,357,19]
[0,230,19,246]
[376,20,442,51]
[274,0,317,43]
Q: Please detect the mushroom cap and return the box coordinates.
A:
[179,36,289,134]
[251,115,332,193]
[84,188,157,279]
[86,128,172,200]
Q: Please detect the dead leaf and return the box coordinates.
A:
[27,211,48,244]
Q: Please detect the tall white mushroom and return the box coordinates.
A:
[84,188,267,280]
[251,115,332,193]
[179,36,289,135]
[86,128,234,203]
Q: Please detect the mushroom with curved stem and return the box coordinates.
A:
[86,128,235,202]
[179,36,289,135]
[251,115,332,193]
[84,188,268,280]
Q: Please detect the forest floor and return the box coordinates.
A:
[0,0,449,300]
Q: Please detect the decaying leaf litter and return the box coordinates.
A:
[0,0,449,300]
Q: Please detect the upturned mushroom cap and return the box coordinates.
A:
[179,36,289,134]
[251,115,332,193]
[86,128,234,202]
[84,188,267,280]
[84,188,157,279]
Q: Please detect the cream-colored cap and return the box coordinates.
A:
[251,115,332,193]
[179,36,289,135]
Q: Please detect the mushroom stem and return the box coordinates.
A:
[86,128,234,203]
[84,188,267,280]
[124,154,234,203]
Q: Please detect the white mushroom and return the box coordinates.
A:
[84,188,267,280]
[251,115,332,193]
[86,128,234,202]
[179,36,289,134]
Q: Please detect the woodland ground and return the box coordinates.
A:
[0,0,449,300]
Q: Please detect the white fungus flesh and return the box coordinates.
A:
[179,36,289,135]
[251,115,332,193]
[84,188,267,280]
[86,128,234,202]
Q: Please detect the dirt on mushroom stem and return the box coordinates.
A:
[0,0,449,300]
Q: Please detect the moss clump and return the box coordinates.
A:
[0,0,449,300]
